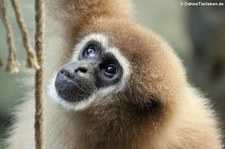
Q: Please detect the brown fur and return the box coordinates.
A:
[6,0,223,149]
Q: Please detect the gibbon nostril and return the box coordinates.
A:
[75,67,88,73]
[60,69,74,79]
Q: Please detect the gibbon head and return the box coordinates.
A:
[48,19,186,117]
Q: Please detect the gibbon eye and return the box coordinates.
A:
[101,64,117,78]
[83,44,98,58]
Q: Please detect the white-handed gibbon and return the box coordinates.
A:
[6,0,223,149]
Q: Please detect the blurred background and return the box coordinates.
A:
[0,0,224,148]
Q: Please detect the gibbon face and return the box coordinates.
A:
[49,19,185,115]
[49,33,131,110]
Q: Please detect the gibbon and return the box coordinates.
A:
[6,0,223,149]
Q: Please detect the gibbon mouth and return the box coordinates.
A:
[55,69,96,102]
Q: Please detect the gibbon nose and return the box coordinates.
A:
[59,61,94,80]
[74,62,93,78]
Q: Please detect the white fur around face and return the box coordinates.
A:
[48,33,132,111]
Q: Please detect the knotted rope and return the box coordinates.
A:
[2,0,19,73]
[1,0,40,73]
[11,0,40,69]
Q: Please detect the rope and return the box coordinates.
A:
[0,53,3,67]
[0,19,3,67]
[2,0,19,74]
[10,0,40,69]
[0,13,4,67]
[34,0,44,148]
[1,0,45,148]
